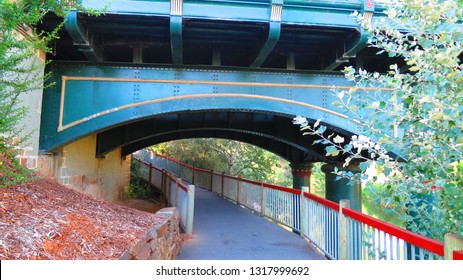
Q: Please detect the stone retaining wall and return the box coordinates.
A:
[119,207,181,260]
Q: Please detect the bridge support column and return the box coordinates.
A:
[290,162,313,233]
[322,163,362,212]
[290,162,314,190]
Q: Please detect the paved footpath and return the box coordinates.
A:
[177,187,325,260]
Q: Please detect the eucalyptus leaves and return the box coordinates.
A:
[295,0,463,239]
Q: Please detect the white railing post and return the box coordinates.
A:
[300,186,309,237]
[221,172,225,197]
[260,181,266,217]
[175,178,181,207]
[339,199,350,260]
[444,233,463,260]
[210,170,214,191]
[186,184,195,235]
[192,166,196,185]
[237,175,242,205]
[161,170,167,205]
[148,162,153,186]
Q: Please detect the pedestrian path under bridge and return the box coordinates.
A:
[135,152,453,261]
[177,186,324,260]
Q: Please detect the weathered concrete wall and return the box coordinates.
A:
[12,50,47,170]
[120,207,181,260]
[37,135,131,202]
[10,40,130,203]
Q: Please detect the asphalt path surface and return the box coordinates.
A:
[177,187,325,260]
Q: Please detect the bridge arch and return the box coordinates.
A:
[39,63,369,208]
[40,63,362,161]
[97,110,348,163]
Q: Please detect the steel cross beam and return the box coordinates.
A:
[65,11,105,62]
[170,0,183,64]
[251,0,283,68]
[323,0,375,71]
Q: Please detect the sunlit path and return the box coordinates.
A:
[177,187,324,260]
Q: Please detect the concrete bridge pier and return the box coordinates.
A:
[290,162,314,234]
[37,135,131,203]
[290,162,314,190]
[322,163,362,212]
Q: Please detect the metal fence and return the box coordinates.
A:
[134,151,462,260]
[342,208,444,260]
[135,158,195,234]
[302,192,340,259]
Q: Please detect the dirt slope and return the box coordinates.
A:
[0,176,163,260]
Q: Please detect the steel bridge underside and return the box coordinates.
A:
[40,63,369,162]
[38,0,395,162]
[38,0,391,72]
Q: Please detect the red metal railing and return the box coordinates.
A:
[304,192,340,211]
[343,208,444,256]
[454,250,463,260]
[135,151,459,260]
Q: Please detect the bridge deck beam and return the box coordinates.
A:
[65,11,105,62]
[170,0,183,65]
[251,0,282,68]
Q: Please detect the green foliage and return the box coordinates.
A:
[310,163,325,197]
[125,158,156,199]
[149,138,290,185]
[0,1,105,186]
[0,152,34,187]
[362,231,387,260]
[297,0,463,239]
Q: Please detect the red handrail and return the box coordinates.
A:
[223,173,237,179]
[178,181,188,192]
[148,153,305,196]
[221,174,301,195]
[194,166,211,173]
[303,192,340,211]
[263,182,301,195]
[139,160,162,172]
[239,177,260,185]
[142,152,446,258]
[453,250,463,260]
[342,208,444,256]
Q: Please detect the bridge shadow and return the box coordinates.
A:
[177,187,325,260]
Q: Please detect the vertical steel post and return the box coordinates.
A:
[161,170,167,205]
[221,172,225,197]
[339,199,350,260]
[237,175,242,205]
[186,184,195,235]
[192,166,195,185]
[300,186,310,237]
[175,178,181,207]
[444,233,463,260]
[260,181,266,217]
[148,163,153,187]
[210,170,214,191]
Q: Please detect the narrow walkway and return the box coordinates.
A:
[177,187,325,260]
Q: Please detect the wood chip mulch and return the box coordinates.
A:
[0,177,164,260]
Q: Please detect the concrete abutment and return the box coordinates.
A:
[37,135,131,202]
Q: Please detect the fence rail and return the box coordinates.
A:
[135,150,462,260]
[135,159,195,235]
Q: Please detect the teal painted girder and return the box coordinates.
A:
[97,111,331,161]
[43,0,392,71]
[40,62,366,154]
[81,0,385,27]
